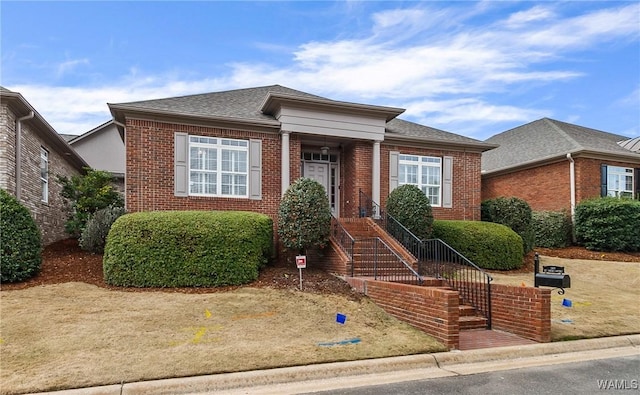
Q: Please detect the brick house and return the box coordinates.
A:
[482,118,640,217]
[1,87,88,244]
[108,85,495,224]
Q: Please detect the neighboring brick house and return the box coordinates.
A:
[1,87,88,244]
[66,120,125,191]
[481,118,640,217]
[108,85,494,226]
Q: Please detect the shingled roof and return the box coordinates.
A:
[482,118,640,174]
[109,84,494,150]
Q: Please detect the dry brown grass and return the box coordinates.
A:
[0,283,445,394]
[490,255,640,341]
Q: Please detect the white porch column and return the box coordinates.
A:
[281,131,290,196]
[372,140,381,210]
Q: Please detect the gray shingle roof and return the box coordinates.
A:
[110,85,324,123]
[482,118,639,173]
[110,84,493,150]
[386,118,491,148]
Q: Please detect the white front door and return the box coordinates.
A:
[303,161,336,215]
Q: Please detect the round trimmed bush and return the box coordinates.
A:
[433,220,524,270]
[1,188,42,282]
[386,184,434,240]
[278,178,331,252]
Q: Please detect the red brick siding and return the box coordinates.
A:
[346,278,460,349]
[1,103,81,245]
[381,144,483,220]
[490,284,551,342]
[482,161,570,211]
[482,158,640,211]
[125,119,283,220]
[340,141,373,218]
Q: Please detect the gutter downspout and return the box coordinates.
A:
[112,119,127,209]
[567,153,576,231]
[15,111,35,201]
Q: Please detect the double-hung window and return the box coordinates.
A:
[189,136,248,197]
[40,147,49,203]
[398,154,442,206]
[605,166,634,198]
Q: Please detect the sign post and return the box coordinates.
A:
[296,255,307,290]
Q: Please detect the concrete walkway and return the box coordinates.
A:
[32,334,640,395]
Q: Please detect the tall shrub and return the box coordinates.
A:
[277,178,331,253]
[531,210,572,248]
[385,184,434,240]
[481,197,534,253]
[57,168,123,237]
[575,197,640,252]
[0,188,42,282]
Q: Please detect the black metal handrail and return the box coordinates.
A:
[353,237,423,284]
[330,215,355,261]
[358,189,493,328]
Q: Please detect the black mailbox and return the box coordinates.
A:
[534,254,571,293]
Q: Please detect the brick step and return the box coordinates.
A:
[459,304,478,317]
[459,315,488,330]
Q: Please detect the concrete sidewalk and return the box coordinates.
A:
[33,334,640,395]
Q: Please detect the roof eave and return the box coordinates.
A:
[2,91,89,171]
[384,133,498,152]
[108,104,282,131]
[260,92,406,122]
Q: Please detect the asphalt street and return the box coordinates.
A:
[303,354,640,395]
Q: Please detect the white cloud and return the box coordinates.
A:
[56,58,89,77]
[7,3,639,138]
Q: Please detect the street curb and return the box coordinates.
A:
[33,334,640,395]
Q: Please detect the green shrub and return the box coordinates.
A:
[0,188,42,282]
[574,197,640,252]
[531,210,572,248]
[386,184,434,240]
[103,211,273,287]
[433,220,524,270]
[481,197,534,253]
[278,178,331,253]
[57,168,123,237]
[79,205,126,253]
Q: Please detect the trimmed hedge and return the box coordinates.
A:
[104,211,273,287]
[433,220,524,270]
[386,184,434,240]
[575,197,640,252]
[481,197,535,253]
[1,188,42,283]
[531,210,572,248]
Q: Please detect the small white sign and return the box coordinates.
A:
[296,255,307,269]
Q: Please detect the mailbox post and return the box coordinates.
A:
[534,253,571,294]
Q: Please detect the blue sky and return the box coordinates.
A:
[2,1,639,140]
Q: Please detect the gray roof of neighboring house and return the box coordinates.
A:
[482,118,640,174]
[109,84,493,150]
[59,134,77,142]
[619,136,640,153]
[1,86,88,170]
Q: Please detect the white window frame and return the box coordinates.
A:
[188,136,249,198]
[398,154,442,206]
[607,166,634,198]
[40,147,48,203]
